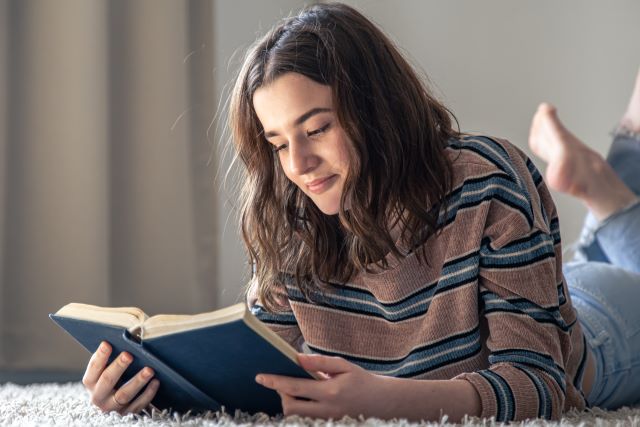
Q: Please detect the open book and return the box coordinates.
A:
[50,302,316,415]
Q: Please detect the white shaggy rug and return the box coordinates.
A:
[1,383,640,427]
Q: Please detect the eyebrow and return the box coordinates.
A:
[263,107,332,139]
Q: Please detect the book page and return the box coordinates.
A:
[54,303,147,329]
[141,303,246,339]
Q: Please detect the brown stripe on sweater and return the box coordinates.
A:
[483,311,565,363]
[290,283,478,359]
[350,207,489,300]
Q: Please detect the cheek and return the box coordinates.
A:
[339,150,351,170]
[335,140,353,171]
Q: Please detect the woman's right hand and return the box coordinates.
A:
[82,341,160,414]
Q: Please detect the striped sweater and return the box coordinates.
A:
[248,135,589,422]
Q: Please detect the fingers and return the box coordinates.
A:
[257,374,321,400]
[124,379,160,414]
[81,341,159,414]
[82,341,112,389]
[112,366,156,410]
[92,351,134,403]
[279,392,323,418]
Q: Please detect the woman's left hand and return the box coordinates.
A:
[255,353,391,419]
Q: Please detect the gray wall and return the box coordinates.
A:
[213,0,310,307]
[340,0,640,252]
[212,1,640,302]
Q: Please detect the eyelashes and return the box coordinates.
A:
[273,145,286,153]
[272,122,332,153]
[307,122,331,137]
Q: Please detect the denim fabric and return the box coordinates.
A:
[566,248,640,408]
[565,132,640,409]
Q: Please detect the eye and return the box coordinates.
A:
[307,122,331,137]
[272,144,288,153]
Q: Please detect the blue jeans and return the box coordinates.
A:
[565,131,640,409]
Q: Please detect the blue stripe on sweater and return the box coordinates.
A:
[452,136,521,187]
[514,363,552,419]
[478,369,515,422]
[280,252,481,322]
[286,273,476,322]
[251,304,298,326]
[490,349,566,394]
[307,327,482,377]
[481,290,570,332]
[440,173,534,228]
[526,157,544,187]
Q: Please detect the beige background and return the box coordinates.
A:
[0,0,220,372]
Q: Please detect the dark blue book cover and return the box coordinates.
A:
[50,303,314,416]
[49,315,219,413]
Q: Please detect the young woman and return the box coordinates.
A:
[81,3,640,422]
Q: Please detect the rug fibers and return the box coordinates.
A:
[1,382,640,427]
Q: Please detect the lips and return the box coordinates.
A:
[306,174,338,193]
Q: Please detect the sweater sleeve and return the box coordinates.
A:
[246,275,305,352]
[453,171,572,421]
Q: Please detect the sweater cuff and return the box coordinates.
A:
[452,371,497,420]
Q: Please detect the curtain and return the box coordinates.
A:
[0,0,218,372]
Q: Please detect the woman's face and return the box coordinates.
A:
[253,72,352,215]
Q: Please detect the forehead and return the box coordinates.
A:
[253,73,333,130]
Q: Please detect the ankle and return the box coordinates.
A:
[621,72,640,133]
[583,159,638,221]
[586,191,639,223]
[619,115,640,135]
[580,150,608,198]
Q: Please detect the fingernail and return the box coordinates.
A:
[255,375,263,384]
[120,353,132,363]
[151,379,160,388]
[99,342,109,353]
[142,368,153,379]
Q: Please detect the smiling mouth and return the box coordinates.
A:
[306,175,338,194]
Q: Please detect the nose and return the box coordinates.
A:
[288,138,317,176]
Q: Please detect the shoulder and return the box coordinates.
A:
[442,135,555,243]
[443,135,533,205]
[445,135,536,185]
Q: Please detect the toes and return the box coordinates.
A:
[537,102,556,115]
[537,103,560,125]
[529,103,556,152]
[538,103,571,139]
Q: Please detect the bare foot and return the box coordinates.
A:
[528,103,637,221]
[528,103,600,198]
[620,68,640,133]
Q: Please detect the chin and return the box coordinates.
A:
[313,198,341,216]
[317,205,340,216]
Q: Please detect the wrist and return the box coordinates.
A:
[371,376,482,422]
[366,374,400,420]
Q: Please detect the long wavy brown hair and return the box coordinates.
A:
[229,2,460,311]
